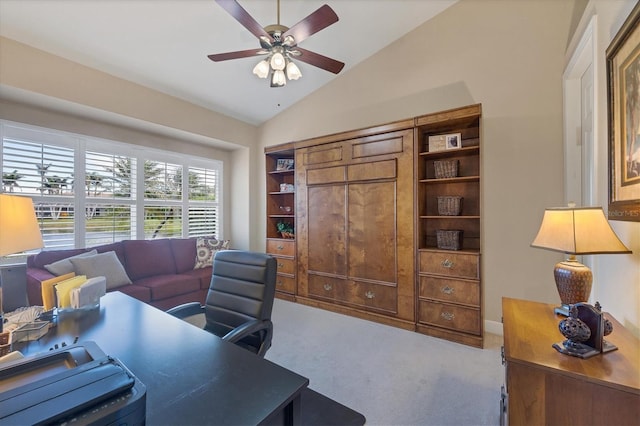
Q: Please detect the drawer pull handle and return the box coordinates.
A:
[365,291,375,299]
[277,280,284,286]
[323,283,333,291]
[441,311,455,321]
[441,259,454,268]
[441,286,454,295]
[278,262,284,268]
[277,245,284,250]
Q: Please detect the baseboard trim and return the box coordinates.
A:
[484,319,503,336]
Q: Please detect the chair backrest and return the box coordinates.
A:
[204,250,277,354]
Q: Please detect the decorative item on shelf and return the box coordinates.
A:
[531,205,632,316]
[279,183,295,193]
[276,221,294,239]
[433,160,459,179]
[553,302,616,359]
[436,230,463,250]
[428,133,461,152]
[276,158,294,171]
[0,194,45,333]
[0,331,10,356]
[437,196,463,216]
[279,205,292,214]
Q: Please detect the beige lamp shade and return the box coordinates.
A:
[0,194,44,256]
[531,207,631,255]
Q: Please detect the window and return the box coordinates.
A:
[1,121,223,251]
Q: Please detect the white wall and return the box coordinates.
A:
[567,0,640,336]
[256,0,579,328]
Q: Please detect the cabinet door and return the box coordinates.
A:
[308,184,347,276]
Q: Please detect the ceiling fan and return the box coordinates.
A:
[208,0,345,87]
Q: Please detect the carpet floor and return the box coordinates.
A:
[265,299,504,426]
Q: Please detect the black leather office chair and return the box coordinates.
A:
[167,250,277,357]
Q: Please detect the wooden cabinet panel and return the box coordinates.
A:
[419,275,479,306]
[267,239,295,257]
[303,144,344,165]
[347,159,396,181]
[308,274,341,300]
[275,257,295,275]
[419,251,479,279]
[352,134,404,158]
[306,166,345,185]
[418,300,480,335]
[336,281,397,313]
[307,185,347,276]
[275,274,296,294]
[348,181,397,284]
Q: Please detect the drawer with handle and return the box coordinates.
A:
[419,276,480,306]
[266,239,295,257]
[274,257,295,275]
[418,300,481,335]
[419,251,479,279]
[275,274,295,294]
[308,274,341,301]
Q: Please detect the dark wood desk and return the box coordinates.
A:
[501,297,640,426]
[18,292,309,425]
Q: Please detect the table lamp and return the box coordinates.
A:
[0,194,44,332]
[531,206,632,316]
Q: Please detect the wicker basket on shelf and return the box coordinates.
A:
[434,160,459,179]
[437,196,463,216]
[436,230,463,250]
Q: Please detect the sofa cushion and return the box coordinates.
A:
[194,237,230,269]
[94,242,126,267]
[44,249,98,276]
[134,274,200,301]
[170,238,197,273]
[30,248,89,269]
[116,284,152,303]
[70,251,132,290]
[181,267,214,290]
[123,239,177,281]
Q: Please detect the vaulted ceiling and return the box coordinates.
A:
[0,0,458,125]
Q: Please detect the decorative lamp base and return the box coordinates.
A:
[553,258,592,316]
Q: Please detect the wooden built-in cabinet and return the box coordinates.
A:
[415,104,482,347]
[265,144,297,301]
[265,104,483,346]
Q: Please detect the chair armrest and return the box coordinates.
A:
[166,302,204,319]
[222,319,272,343]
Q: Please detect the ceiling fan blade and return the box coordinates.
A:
[282,4,338,45]
[294,47,344,74]
[215,0,273,42]
[207,49,266,62]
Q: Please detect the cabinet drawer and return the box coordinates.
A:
[308,274,342,300]
[267,239,295,257]
[275,257,295,275]
[336,281,397,313]
[275,274,296,294]
[419,276,480,306]
[418,300,481,335]
[419,251,479,279]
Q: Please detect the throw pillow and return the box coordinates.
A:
[69,251,132,290]
[44,249,98,276]
[194,237,230,269]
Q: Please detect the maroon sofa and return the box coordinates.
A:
[26,238,213,311]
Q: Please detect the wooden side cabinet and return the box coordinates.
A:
[265,144,297,300]
[501,297,640,426]
[415,104,483,348]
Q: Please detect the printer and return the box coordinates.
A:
[0,341,146,425]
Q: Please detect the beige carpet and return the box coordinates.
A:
[265,299,504,426]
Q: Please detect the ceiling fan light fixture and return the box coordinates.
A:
[252,59,270,79]
[286,60,302,80]
[271,69,286,87]
[270,51,286,71]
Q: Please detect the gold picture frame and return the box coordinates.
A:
[607,2,640,221]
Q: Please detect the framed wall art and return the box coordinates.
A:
[606,2,640,221]
[276,158,294,171]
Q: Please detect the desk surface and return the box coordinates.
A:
[19,292,309,425]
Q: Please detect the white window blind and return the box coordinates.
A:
[1,121,223,251]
